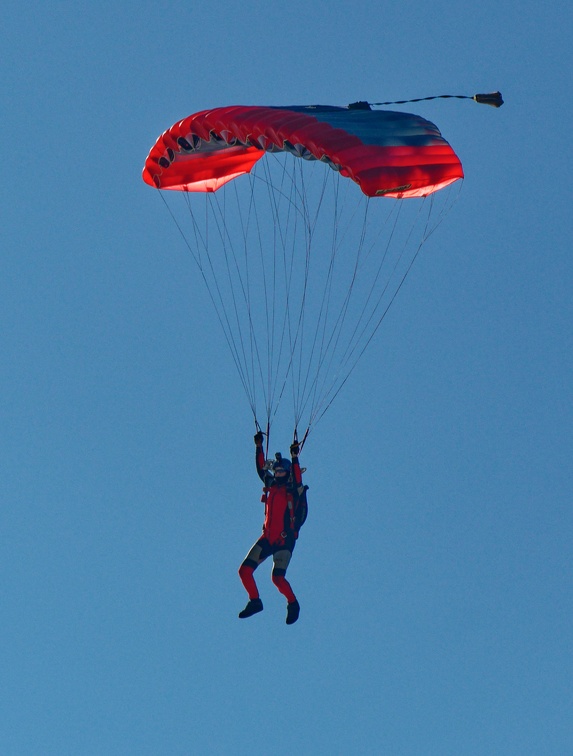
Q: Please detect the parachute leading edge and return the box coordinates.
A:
[142,104,463,198]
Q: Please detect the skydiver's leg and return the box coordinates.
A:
[272,547,300,624]
[238,539,270,618]
[271,549,296,603]
[238,540,269,619]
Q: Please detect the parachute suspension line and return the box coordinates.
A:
[257,155,292,427]
[296,171,354,426]
[206,190,261,411]
[266,160,278,420]
[303,190,373,427]
[248,167,277,426]
[287,167,376,434]
[279,158,310,427]
[256,154,320,432]
[307,194,441,428]
[284,157,320,429]
[320,200,421,411]
[242,153,307,431]
[231,176,266,419]
[243,155,324,433]
[206,193,261,419]
[160,189,202,267]
[306,197,381,428]
[290,159,319,428]
[160,190,258,418]
[333,200,407,375]
[287,160,333,431]
[418,180,464,246]
[259,156,292,427]
[165,192,257,417]
[201,190,265,419]
[345,199,431,358]
[311,198,438,427]
[267,156,296,423]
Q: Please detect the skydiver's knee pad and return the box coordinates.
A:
[272,549,292,573]
[243,540,267,566]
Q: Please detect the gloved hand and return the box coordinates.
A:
[254,431,264,447]
[290,442,299,456]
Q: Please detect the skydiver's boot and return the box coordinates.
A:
[286,599,300,625]
[238,598,263,619]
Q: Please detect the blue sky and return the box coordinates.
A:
[2,1,572,754]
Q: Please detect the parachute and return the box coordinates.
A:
[143,102,465,445]
[143,104,462,197]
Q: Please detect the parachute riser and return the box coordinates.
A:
[293,425,310,454]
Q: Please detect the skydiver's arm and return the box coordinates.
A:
[290,443,302,486]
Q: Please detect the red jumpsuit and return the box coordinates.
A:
[238,445,304,605]
[258,445,303,545]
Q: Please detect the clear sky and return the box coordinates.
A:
[2,1,572,754]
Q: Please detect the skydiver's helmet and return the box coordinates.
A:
[272,453,291,484]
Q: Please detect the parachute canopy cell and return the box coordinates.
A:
[142,104,463,198]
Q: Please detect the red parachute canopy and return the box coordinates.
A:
[142,104,463,199]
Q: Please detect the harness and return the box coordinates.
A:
[254,429,308,542]
[261,478,307,542]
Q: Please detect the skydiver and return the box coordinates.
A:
[238,432,308,625]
